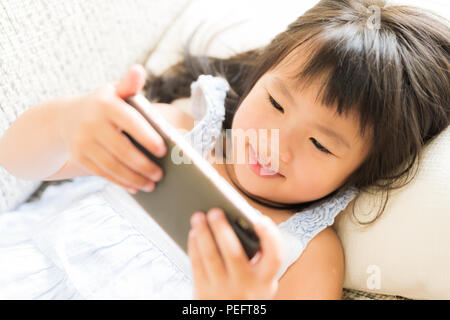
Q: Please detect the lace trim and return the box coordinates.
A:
[277,187,359,246]
[182,74,229,158]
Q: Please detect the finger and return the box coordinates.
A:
[253,216,284,280]
[115,64,147,98]
[79,155,138,194]
[190,211,227,282]
[87,141,155,192]
[106,96,167,159]
[187,228,208,289]
[95,123,163,182]
[206,208,249,277]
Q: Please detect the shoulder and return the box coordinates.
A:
[275,226,345,299]
[152,102,195,132]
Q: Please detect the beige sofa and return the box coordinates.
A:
[1,0,449,300]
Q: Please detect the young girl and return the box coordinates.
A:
[0,0,449,299]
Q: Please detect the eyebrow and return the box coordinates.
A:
[271,76,351,150]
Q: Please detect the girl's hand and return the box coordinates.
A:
[188,208,284,300]
[57,64,167,193]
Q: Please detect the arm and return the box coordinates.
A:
[0,96,73,180]
[274,226,345,299]
[1,64,182,193]
[0,96,193,182]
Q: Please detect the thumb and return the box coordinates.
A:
[114,64,147,99]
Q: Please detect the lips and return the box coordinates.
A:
[248,144,283,177]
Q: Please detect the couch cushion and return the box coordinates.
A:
[145,0,317,75]
[334,127,450,300]
[0,0,190,212]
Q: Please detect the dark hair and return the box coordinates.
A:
[144,0,450,224]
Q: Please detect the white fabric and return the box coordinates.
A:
[0,177,193,299]
[184,75,229,158]
[0,0,190,213]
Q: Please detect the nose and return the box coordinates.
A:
[264,142,293,168]
[262,131,294,166]
[254,128,293,167]
[277,128,294,164]
[279,146,293,164]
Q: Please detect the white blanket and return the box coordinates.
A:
[0,176,194,299]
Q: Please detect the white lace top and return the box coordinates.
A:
[0,75,358,299]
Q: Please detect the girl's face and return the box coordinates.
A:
[229,59,372,204]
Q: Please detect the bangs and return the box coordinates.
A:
[281,24,401,141]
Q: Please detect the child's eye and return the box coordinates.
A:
[310,138,331,154]
[267,94,285,113]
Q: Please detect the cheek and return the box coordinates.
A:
[231,94,266,132]
[289,156,345,201]
[289,158,323,200]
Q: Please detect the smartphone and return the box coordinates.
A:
[122,94,261,259]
